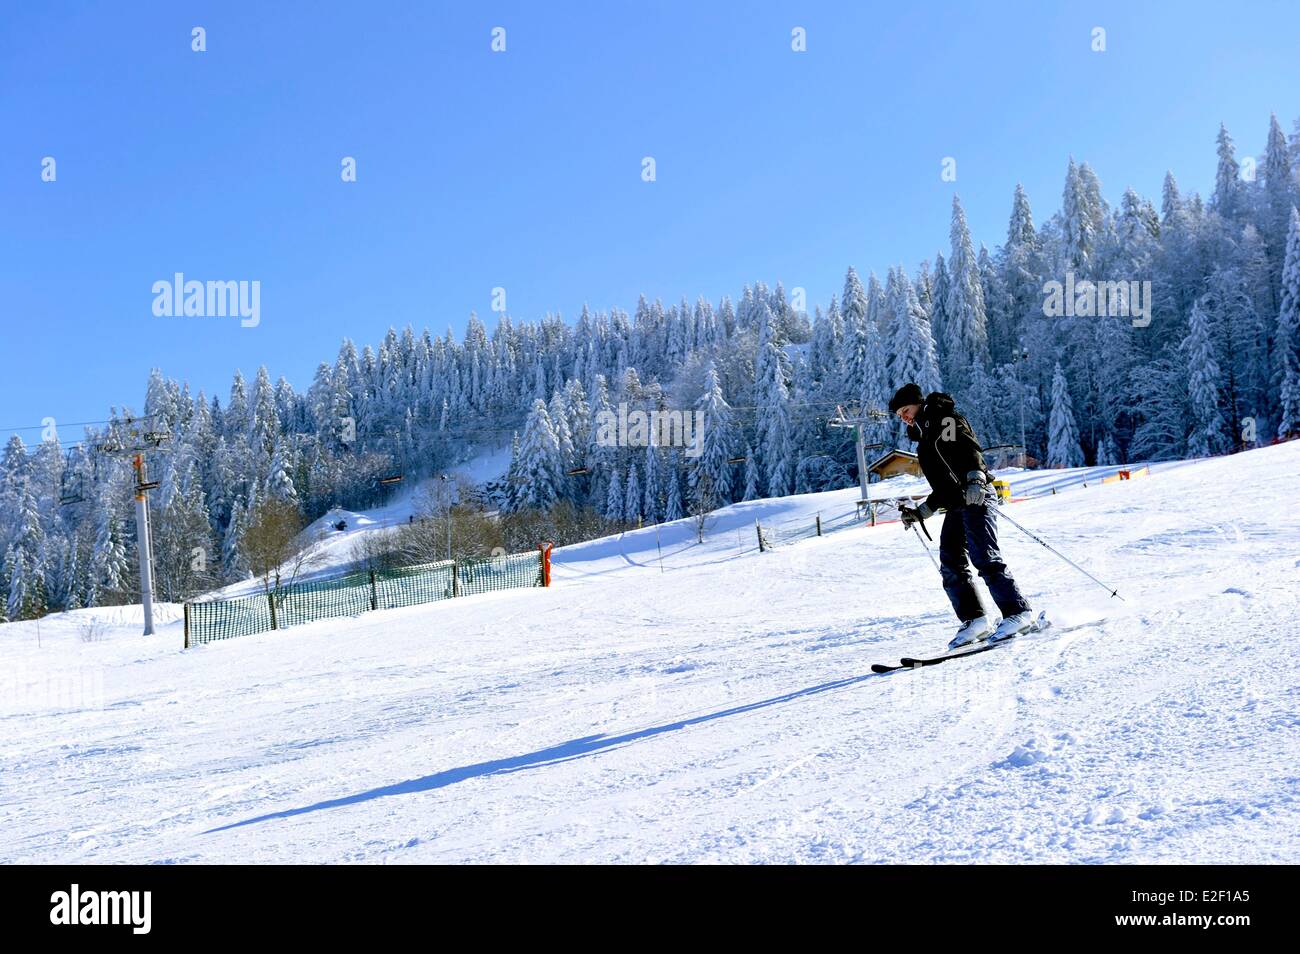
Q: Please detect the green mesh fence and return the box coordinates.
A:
[185,548,546,647]
[456,551,544,596]
[276,570,374,629]
[376,560,455,609]
[185,591,274,643]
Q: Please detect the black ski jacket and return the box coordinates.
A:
[905,392,989,511]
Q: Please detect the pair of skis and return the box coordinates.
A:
[871,611,1052,674]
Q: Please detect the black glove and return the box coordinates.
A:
[964,471,987,507]
[900,501,934,529]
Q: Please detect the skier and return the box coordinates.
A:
[887,383,1035,649]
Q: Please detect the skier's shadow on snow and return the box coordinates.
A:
[205,668,884,834]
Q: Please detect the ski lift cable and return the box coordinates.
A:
[3,398,861,439]
[0,412,160,434]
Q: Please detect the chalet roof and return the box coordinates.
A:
[867,448,919,472]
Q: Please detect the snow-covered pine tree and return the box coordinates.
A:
[1115,187,1160,267]
[516,399,563,510]
[929,252,951,369]
[587,374,616,508]
[859,309,891,444]
[548,390,575,501]
[943,195,990,388]
[1160,170,1184,227]
[532,360,548,403]
[624,463,641,524]
[1212,123,1244,222]
[664,452,684,521]
[155,457,217,600]
[1183,298,1229,457]
[1276,207,1300,438]
[839,266,870,401]
[1096,434,1120,466]
[842,267,868,329]
[266,439,298,504]
[1086,307,1135,461]
[741,443,760,501]
[1079,162,1110,270]
[1264,115,1298,300]
[5,546,26,621]
[564,379,591,452]
[977,244,1012,364]
[89,489,129,602]
[250,366,279,458]
[753,301,794,497]
[807,298,839,391]
[865,272,888,350]
[689,362,735,504]
[6,455,49,616]
[1047,362,1085,468]
[1061,158,1094,274]
[1279,370,1300,440]
[11,476,45,576]
[56,535,82,611]
[642,442,662,523]
[1236,226,1277,421]
[1200,266,1263,446]
[886,267,942,401]
[757,341,793,497]
[222,496,249,580]
[500,431,522,513]
[604,467,624,523]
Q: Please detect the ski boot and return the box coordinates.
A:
[948,615,994,650]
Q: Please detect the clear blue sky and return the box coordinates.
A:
[3,1,1298,438]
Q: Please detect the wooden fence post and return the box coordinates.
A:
[815,513,822,536]
[452,560,460,597]
[369,569,378,611]
[183,603,190,649]
[756,522,765,553]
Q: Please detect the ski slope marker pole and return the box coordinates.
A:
[991,506,1124,601]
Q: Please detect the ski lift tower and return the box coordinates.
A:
[829,405,888,514]
[97,415,169,636]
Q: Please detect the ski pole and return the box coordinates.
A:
[912,524,941,573]
[991,506,1124,601]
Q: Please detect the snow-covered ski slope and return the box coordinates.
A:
[2,442,1298,863]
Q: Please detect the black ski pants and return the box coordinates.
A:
[937,491,1032,623]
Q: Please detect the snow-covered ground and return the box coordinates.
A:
[2,443,1298,863]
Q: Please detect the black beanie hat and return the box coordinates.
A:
[888,383,924,412]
